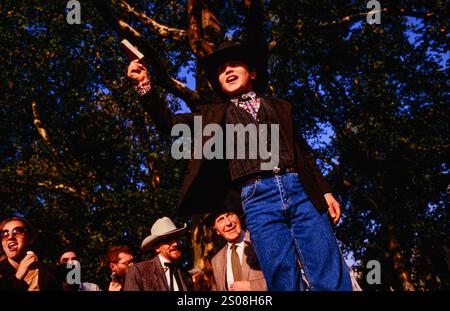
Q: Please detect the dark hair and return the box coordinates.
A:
[0,216,38,243]
[105,245,132,264]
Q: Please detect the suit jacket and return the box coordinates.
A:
[0,258,62,291]
[141,93,332,216]
[123,256,192,291]
[211,230,267,291]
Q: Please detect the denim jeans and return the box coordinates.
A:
[241,172,352,291]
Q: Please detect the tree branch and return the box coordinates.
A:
[269,6,446,51]
[318,6,445,28]
[36,181,87,199]
[32,101,59,161]
[31,101,89,203]
[91,0,199,108]
[187,0,221,58]
[187,0,222,99]
[243,0,268,92]
[115,0,187,42]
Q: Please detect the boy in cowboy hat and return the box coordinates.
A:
[127,39,351,291]
[124,217,192,291]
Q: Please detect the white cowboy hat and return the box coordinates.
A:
[140,217,187,251]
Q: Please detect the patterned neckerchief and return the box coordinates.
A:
[230,91,260,120]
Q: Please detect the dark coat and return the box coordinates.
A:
[141,93,332,216]
[123,256,192,291]
[0,258,62,291]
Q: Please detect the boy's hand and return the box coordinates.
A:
[324,194,341,225]
[127,59,149,84]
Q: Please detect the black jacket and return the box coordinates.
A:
[141,93,332,216]
[0,258,62,291]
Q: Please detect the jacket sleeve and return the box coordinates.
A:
[139,90,200,136]
[0,274,29,291]
[210,255,219,291]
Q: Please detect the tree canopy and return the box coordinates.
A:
[0,0,448,290]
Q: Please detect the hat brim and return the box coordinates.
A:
[140,224,187,252]
[204,189,243,227]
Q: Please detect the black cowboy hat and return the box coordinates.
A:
[202,39,267,95]
[203,189,243,227]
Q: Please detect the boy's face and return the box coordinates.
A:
[217,60,256,96]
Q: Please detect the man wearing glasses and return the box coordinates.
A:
[105,245,134,291]
[0,217,61,291]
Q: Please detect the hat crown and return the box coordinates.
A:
[151,217,178,236]
[213,39,245,53]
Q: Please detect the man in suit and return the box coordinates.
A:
[127,40,351,291]
[105,245,134,291]
[206,206,266,291]
[124,217,192,291]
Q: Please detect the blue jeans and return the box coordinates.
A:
[241,172,352,291]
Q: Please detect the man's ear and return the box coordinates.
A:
[154,245,161,254]
[214,227,221,236]
[109,263,116,273]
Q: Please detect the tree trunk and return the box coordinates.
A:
[387,229,416,291]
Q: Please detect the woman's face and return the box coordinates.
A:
[1,220,31,261]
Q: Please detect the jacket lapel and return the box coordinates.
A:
[216,246,228,291]
[242,230,253,281]
[151,256,169,291]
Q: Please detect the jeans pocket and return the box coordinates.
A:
[241,181,258,205]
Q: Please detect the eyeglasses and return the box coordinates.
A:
[1,227,27,241]
[60,256,78,264]
[116,259,134,266]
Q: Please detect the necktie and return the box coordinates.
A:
[164,262,182,291]
[230,244,242,282]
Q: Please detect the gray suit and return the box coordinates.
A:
[124,256,191,291]
[211,230,267,291]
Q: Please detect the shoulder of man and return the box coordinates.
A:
[211,244,228,264]
[133,257,159,270]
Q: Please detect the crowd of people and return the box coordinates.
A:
[0,216,135,291]
[0,212,264,291]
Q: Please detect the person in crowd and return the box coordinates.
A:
[57,249,101,291]
[0,216,61,290]
[206,204,266,291]
[124,217,192,291]
[105,245,134,291]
